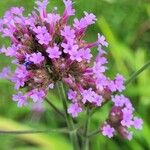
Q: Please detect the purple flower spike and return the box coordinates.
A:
[0,0,143,141]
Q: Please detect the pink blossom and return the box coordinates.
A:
[102,124,115,138]
[133,117,143,130]
[46,45,62,59]
[67,103,82,118]
[29,89,45,102]
[13,92,27,107]
[29,52,44,65]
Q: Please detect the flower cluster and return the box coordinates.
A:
[0,0,142,140]
[101,95,143,140]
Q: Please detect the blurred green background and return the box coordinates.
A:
[0,0,150,150]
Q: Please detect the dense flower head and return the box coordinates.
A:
[0,0,142,140]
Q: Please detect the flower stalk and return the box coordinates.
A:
[82,106,91,150]
[45,97,65,118]
[57,82,80,150]
[0,128,70,135]
[125,60,150,86]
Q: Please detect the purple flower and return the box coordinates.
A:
[0,46,7,54]
[48,83,54,89]
[81,88,103,106]
[45,13,60,24]
[121,108,133,127]
[33,26,47,34]
[13,92,27,107]
[36,32,51,45]
[46,45,62,59]
[10,7,24,15]
[2,28,14,38]
[33,26,52,45]
[133,117,143,130]
[69,49,82,62]
[11,76,26,89]
[79,48,92,62]
[35,0,49,19]
[61,26,75,41]
[96,75,108,91]
[35,0,49,10]
[61,43,78,54]
[112,95,126,107]
[0,67,11,79]
[29,52,44,65]
[108,80,116,92]
[114,74,125,92]
[101,124,115,138]
[29,89,45,102]
[63,0,75,17]
[15,65,29,79]
[11,66,30,89]
[97,33,108,47]
[68,89,77,101]
[67,103,82,118]
[127,131,133,141]
[84,11,97,25]
[73,12,96,30]
[5,44,20,57]
[93,58,107,78]
[98,45,107,55]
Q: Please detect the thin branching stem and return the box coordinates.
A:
[82,106,91,150]
[125,60,150,86]
[0,128,70,135]
[45,97,65,118]
[87,129,100,138]
[57,82,80,150]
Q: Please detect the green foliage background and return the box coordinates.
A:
[0,0,150,150]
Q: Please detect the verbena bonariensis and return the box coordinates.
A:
[0,0,143,140]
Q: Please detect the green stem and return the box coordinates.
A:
[45,98,65,118]
[87,129,100,138]
[82,106,90,150]
[57,82,80,150]
[125,60,150,86]
[0,128,70,135]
